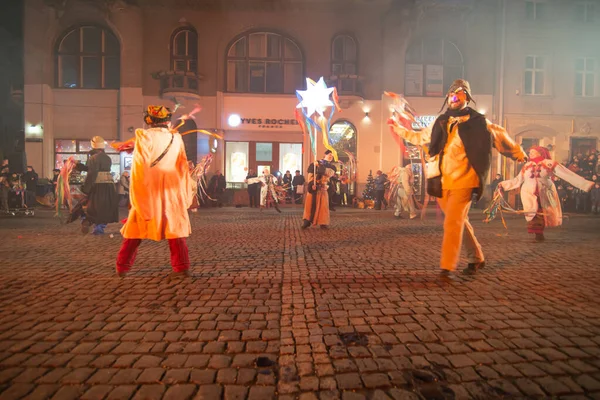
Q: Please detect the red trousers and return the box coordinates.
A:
[116,238,190,273]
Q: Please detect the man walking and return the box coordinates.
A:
[388,79,526,278]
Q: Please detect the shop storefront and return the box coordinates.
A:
[221,95,304,187]
[54,139,121,177]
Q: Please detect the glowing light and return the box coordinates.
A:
[296,77,334,118]
[479,108,487,115]
[228,114,241,127]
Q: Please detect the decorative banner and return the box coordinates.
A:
[295,77,341,162]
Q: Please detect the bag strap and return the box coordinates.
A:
[150,133,175,168]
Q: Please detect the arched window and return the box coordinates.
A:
[55,25,120,89]
[331,35,359,94]
[226,31,303,94]
[404,38,463,97]
[170,27,198,89]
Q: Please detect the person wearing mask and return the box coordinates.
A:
[388,79,527,278]
[499,146,593,241]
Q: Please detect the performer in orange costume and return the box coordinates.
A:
[116,106,194,277]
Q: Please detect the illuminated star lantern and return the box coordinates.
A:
[296,77,334,118]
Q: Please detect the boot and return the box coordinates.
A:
[81,219,91,234]
[301,219,311,229]
[92,224,106,235]
[535,233,545,242]
[438,269,455,282]
[274,202,282,213]
[463,261,485,275]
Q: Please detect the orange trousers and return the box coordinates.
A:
[437,188,484,271]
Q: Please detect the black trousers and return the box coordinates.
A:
[375,189,387,209]
[248,188,258,208]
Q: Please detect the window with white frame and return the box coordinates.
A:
[575,1,595,23]
[55,26,120,89]
[575,58,596,97]
[524,55,545,95]
[525,0,545,20]
[226,31,303,94]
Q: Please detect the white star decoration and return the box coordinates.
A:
[296,77,334,118]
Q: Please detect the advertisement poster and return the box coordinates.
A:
[404,64,423,96]
[425,65,444,96]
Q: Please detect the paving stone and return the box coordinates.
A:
[1,210,600,400]
[81,385,114,400]
[163,384,196,400]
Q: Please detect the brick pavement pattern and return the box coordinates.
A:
[0,207,599,400]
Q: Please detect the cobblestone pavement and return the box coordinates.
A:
[1,206,600,400]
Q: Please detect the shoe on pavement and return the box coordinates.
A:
[301,220,311,229]
[463,261,485,275]
[535,233,545,242]
[438,269,456,282]
[170,270,191,278]
[81,220,91,234]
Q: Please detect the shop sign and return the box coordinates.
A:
[412,115,437,130]
[239,117,299,129]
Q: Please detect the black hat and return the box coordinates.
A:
[324,150,332,155]
[439,79,476,112]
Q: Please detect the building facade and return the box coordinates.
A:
[24,0,597,201]
[498,0,600,179]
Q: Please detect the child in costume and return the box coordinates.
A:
[499,146,593,241]
[115,105,194,277]
[246,168,281,213]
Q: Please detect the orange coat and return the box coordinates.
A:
[121,128,194,241]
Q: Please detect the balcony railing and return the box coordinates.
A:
[328,74,363,97]
[154,70,204,96]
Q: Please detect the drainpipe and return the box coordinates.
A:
[497,0,507,174]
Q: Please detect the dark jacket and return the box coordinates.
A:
[374,174,387,191]
[24,170,38,191]
[292,174,305,190]
[429,107,491,200]
[209,174,226,193]
[246,173,258,192]
[283,173,293,187]
[80,149,119,224]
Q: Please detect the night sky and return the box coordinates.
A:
[0,1,23,163]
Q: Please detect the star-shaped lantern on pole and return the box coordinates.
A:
[296,77,334,118]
